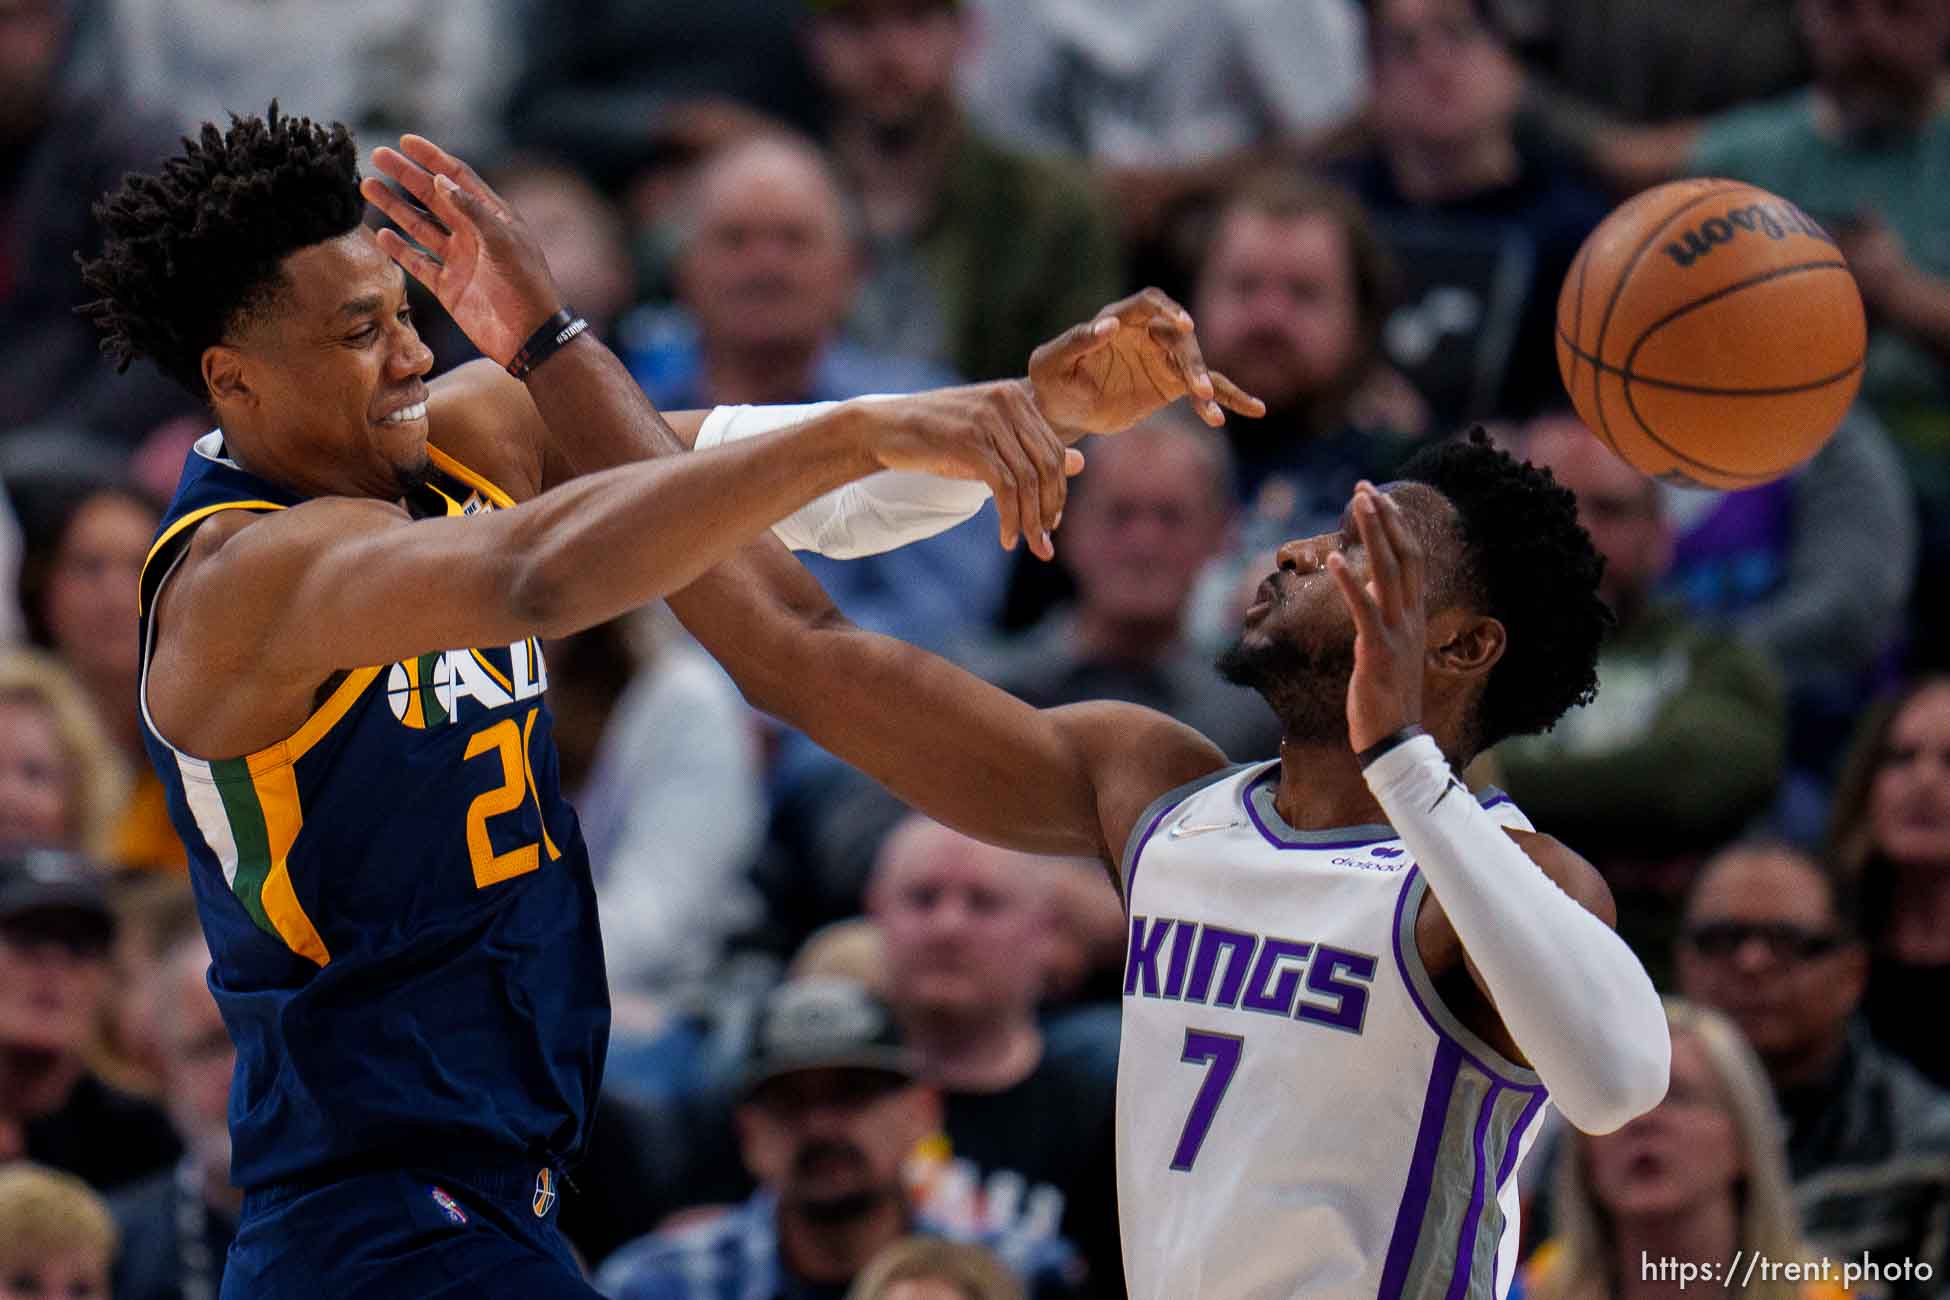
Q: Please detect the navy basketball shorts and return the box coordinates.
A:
[222,1160,600,1298]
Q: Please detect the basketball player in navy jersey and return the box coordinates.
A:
[80,110,1255,1298]
[348,133,1670,1298]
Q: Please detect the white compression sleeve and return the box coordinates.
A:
[1364,734,1671,1133]
[694,402,993,559]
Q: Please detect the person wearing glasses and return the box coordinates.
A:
[1676,841,1950,1298]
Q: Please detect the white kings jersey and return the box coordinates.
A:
[1116,761,1550,1300]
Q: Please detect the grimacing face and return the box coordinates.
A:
[216,227,435,501]
[1218,483,1463,744]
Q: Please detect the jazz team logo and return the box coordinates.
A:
[386,639,549,729]
[532,1167,557,1218]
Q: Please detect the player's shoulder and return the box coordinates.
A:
[426,358,545,502]
[1506,826,1617,929]
[1047,700,1231,877]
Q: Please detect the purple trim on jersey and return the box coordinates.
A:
[1242,766,1515,851]
[1391,869,1548,1095]
[1495,1090,1547,1192]
[1378,1038,1462,1299]
[1122,796,1185,909]
[1445,1082,1501,1300]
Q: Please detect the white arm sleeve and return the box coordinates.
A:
[695,402,994,560]
[1365,734,1671,1133]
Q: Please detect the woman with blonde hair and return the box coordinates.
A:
[0,647,128,859]
[845,1237,1027,1300]
[1825,675,1950,1087]
[1527,1000,1847,1300]
[0,1160,119,1299]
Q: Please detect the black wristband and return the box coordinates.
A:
[1356,724,1428,770]
[507,308,590,380]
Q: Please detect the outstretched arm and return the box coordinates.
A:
[1332,484,1670,1133]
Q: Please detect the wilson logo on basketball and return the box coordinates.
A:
[1661,201,1835,269]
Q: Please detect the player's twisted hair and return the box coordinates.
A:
[1400,428,1610,753]
[77,103,364,399]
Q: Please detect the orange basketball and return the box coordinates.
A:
[1555,179,1866,489]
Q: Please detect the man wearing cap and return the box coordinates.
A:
[0,848,180,1191]
[597,976,1076,1300]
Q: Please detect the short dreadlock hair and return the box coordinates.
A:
[77,103,364,399]
[1399,428,1610,753]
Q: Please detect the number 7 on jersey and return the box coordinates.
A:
[1171,1029,1244,1172]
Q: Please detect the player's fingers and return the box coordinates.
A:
[1352,485,1404,622]
[1375,491,1425,605]
[992,419,1050,561]
[1028,314,1119,376]
[1326,551,1382,641]
[398,134,494,199]
[1211,371,1267,419]
[374,227,444,289]
[360,177,450,253]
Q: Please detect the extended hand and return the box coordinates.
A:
[360,136,563,368]
[1028,288,1263,437]
[858,381,1081,561]
[1325,483,1427,752]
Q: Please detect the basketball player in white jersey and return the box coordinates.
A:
[369,140,1667,1300]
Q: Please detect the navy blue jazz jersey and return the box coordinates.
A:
[137,433,608,1190]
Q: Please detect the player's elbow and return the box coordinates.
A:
[506,545,582,640]
[1560,1022,1672,1135]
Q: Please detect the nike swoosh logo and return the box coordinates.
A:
[1168,819,1243,839]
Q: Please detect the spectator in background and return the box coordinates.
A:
[1676,842,1950,1294]
[92,0,515,156]
[1341,0,1609,427]
[968,413,1278,763]
[1526,1000,1849,1300]
[95,876,198,1103]
[1594,0,1950,666]
[544,611,765,1036]
[957,0,1368,255]
[0,0,198,439]
[848,1237,1026,1300]
[1828,677,1950,1088]
[0,849,179,1191]
[803,0,1122,384]
[1173,173,1426,651]
[14,473,178,872]
[507,0,819,199]
[1497,0,1807,150]
[110,928,240,1300]
[1658,408,1915,828]
[868,817,1121,1299]
[0,649,125,859]
[0,1161,118,1300]
[598,977,1075,1300]
[1491,416,1785,981]
[1191,173,1420,523]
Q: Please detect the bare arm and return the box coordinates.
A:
[667,535,1229,862]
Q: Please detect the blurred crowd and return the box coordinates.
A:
[1,0,1948,1295]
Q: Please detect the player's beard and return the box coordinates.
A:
[1215,631,1355,748]
[392,450,434,499]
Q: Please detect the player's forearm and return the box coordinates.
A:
[664,541,1109,859]
[1366,736,1670,1133]
[519,332,695,479]
[500,395,881,637]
